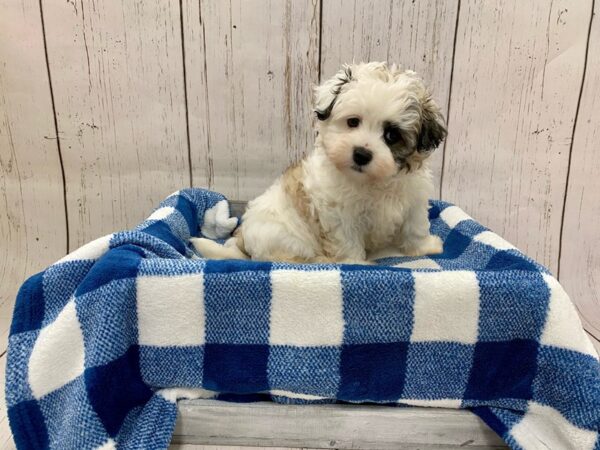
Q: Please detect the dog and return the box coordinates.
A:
[192,62,447,264]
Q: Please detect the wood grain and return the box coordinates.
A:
[183,0,320,201]
[320,0,459,197]
[0,353,16,449]
[442,0,592,273]
[587,332,600,355]
[173,399,507,449]
[41,0,190,249]
[170,446,319,450]
[0,0,67,353]
[559,0,600,339]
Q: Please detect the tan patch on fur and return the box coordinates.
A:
[263,253,349,265]
[232,226,250,257]
[281,161,333,259]
[402,151,429,173]
[268,252,313,264]
[281,161,309,217]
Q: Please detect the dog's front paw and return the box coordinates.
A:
[425,235,444,255]
[190,237,216,256]
[404,235,443,257]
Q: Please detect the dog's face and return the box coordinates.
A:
[314,62,447,182]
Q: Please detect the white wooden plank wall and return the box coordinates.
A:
[41,0,191,249]
[0,1,68,446]
[559,0,600,342]
[184,0,320,200]
[0,0,68,353]
[1,1,600,446]
[442,0,591,275]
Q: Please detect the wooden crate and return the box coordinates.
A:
[172,400,507,449]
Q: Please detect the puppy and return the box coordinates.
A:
[192,62,447,264]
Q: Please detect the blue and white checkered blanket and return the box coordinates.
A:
[6,188,600,450]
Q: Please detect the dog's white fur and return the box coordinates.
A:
[192,62,447,264]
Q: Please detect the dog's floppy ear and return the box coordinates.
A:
[417,95,447,152]
[314,65,353,121]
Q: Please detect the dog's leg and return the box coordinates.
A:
[400,235,443,257]
[190,237,249,260]
[395,205,443,257]
[317,227,373,264]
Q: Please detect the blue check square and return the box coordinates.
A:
[268,346,341,397]
[39,376,110,448]
[338,342,409,401]
[204,260,272,344]
[464,340,538,401]
[402,342,474,399]
[341,270,414,344]
[477,271,550,341]
[85,346,153,437]
[139,346,204,387]
[203,344,269,393]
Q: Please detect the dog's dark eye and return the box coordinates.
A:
[383,125,403,145]
[347,117,360,128]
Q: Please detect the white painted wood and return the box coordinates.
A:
[0,0,67,354]
[320,0,459,197]
[41,0,190,249]
[0,353,16,449]
[173,400,507,449]
[0,416,15,450]
[170,446,318,450]
[586,332,600,355]
[560,0,600,340]
[442,0,592,273]
[184,0,320,201]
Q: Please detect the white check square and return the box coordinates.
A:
[540,274,597,358]
[28,300,85,399]
[270,269,343,346]
[137,274,205,346]
[395,258,441,270]
[440,206,473,228]
[411,271,480,343]
[474,230,517,251]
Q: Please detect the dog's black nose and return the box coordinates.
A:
[353,147,373,166]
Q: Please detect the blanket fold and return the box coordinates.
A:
[6,188,600,450]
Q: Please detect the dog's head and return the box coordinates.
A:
[314,62,447,181]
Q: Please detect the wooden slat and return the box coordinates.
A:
[42,0,190,249]
[173,400,507,449]
[442,0,592,273]
[0,0,67,353]
[183,0,320,201]
[586,332,600,355]
[0,353,16,449]
[170,445,320,450]
[560,0,600,339]
[320,0,459,197]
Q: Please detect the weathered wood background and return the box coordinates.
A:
[1,0,599,361]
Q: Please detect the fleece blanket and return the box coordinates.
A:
[6,188,600,450]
